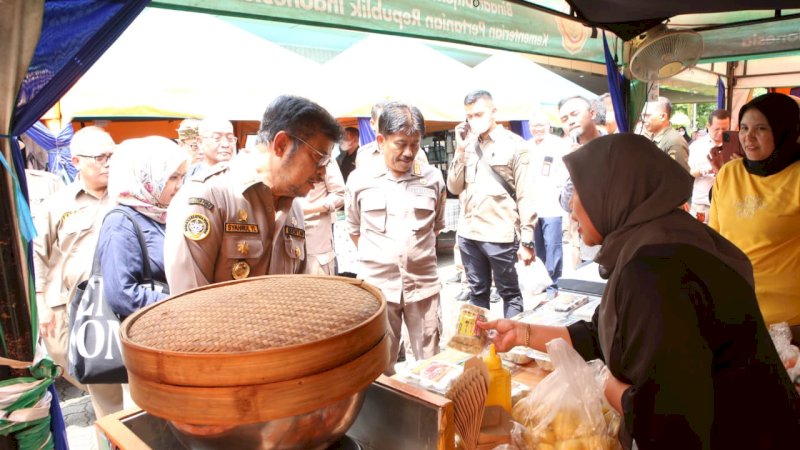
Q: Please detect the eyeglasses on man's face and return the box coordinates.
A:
[290,134,331,168]
[203,133,237,144]
[76,153,113,165]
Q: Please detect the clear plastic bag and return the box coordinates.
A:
[769,322,800,370]
[511,338,621,450]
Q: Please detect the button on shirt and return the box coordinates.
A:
[346,162,446,303]
[447,126,536,244]
[34,181,113,310]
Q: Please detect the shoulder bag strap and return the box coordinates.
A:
[103,208,155,288]
[474,141,516,201]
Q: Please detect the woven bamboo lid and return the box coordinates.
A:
[121,275,387,387]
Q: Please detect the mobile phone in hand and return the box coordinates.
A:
[720,130,743,163]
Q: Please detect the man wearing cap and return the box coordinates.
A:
[33,126,116,404]
[177,118,203,164]
[165,96,342,294]
[346,102,446,374]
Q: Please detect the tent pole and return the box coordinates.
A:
[725,62,737,112]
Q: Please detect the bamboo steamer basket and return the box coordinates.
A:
[121,275,387,387]
[120,275,390,426]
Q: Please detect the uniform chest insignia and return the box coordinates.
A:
[188,197,214,210]
[413,161,421,175]
[224,222,259,233]
[418,178,427,185]
[236,240,250,256]
[283,226,305,238]
[231,260,250,280]
[60,210,79,223]
[238,209,248,222]
[184,214,211,241]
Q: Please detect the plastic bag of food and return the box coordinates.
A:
[511,338,620,450]
[448,304,490,354]
[769,322,800,370]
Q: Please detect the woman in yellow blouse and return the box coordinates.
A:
[709,93,800,326]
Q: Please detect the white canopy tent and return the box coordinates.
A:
[60,8,321,121]
[471,52,597,121]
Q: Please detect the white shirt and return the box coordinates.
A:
[688,135,717,206]
[527,134,569,218]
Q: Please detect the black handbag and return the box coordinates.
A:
[67,207,169,384]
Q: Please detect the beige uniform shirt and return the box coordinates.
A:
[299,158,345,265]
[164,163,306,295]
[446,125,536,244]
[354,140,429,171]
[651,127,690,172]
[33,181,113,311]
[346,161,446,303]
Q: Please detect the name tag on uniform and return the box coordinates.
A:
[283,226,305,238]
[408,186,436,198]
[224,222,259,234]
[188,197,215,210]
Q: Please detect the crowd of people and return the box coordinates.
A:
[25,89,800,447]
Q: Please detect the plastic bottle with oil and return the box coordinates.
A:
[483,343,512,413]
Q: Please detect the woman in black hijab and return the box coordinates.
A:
[709,93,800,328]
[480,134,800,449]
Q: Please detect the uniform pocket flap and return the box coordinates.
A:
[361,196,386,212]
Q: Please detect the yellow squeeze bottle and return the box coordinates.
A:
[483,343,512,413]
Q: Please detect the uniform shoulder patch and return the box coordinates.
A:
[184,213,211,241]
[188,197,215,210]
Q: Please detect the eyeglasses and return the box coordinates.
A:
[203,134,237,144]
[76,153,113,164]
[290,134,331,168]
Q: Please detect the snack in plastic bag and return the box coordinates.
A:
[769,322,800,370]
[448,304,490,354]
[511,338,621,450]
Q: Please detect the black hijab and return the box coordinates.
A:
[563,134,754,361]
[739,93,800,177]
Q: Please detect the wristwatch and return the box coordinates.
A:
[520,241,535,249]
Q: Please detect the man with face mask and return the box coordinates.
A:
[346,102,446,374]
[447,90,536,318]
[164,96,342,294]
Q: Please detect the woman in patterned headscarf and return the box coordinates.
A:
[87,136,187,419]
[710,92,800,328]
[99,135,187,318]
[480,133,800,449]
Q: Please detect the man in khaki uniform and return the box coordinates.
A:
[355,100,429,171]
[165,96,342,294]
[33,126,115,390]
[299,157,345,275]
[641,96,690,172]
[346,102,446,374]
[447,90,536,318]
